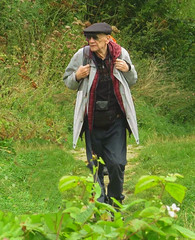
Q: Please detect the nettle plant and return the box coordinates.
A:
[1,173,195,239]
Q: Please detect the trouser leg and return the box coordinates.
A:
[107,164,125,201]
[85,125,107,203]
[91,118,127,202]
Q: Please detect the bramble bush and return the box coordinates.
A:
[1,173,195,239]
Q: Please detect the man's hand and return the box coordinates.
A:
[75,64,90,81]
[115,58,130,72]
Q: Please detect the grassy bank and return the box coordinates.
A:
[0,140,89,215]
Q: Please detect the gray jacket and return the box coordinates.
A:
[63,46,139,148]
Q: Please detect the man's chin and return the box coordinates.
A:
[89,46,98,52]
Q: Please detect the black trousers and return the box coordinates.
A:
[85,117,127,203]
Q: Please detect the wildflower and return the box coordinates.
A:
[171,203,180,212]
[166,203,180,218]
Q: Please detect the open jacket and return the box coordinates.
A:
[63,41,139,148]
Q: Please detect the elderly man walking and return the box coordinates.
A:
[63,22,139,205]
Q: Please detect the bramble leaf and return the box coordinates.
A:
[59,176,80,192]
[165,182,187,203]
[134,175,160,194]
[139,207,161,218]
[173,224,195,239]
[75,203,95,224]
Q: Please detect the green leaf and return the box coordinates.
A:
[159,217,173,225]
[148,224,166,236]
[93,182,101,200]
[95,201,116,213]
[165,182,187,203]
[139,207,161,218]
[174,173,184,179]
[163,226,179,237]
[105,230,119,238]
[134,175,160,194]
[145,232,160,240]
[75,203,95,224]
[91,225,105,234]
[27,214,42,223]
[59,176,80,192]
[129,219,150,232]
[129,219,166,236]
[64,207,81,219]
[173,224,195,239]
[104,225,119,238]
[43,212,63,232]
[165,173,184,182]
[98,157,105,165]
[110,197,123,208]
[123,199,146,211]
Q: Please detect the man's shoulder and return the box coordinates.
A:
[74,46,89,57]
[121,47,129,56]
[71,47,84,61]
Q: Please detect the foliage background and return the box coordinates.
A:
[0,0,194,143]
[0,0,194,235]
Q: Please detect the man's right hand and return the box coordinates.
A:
[75,64,90,81]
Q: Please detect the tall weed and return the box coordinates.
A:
[0,20,87,145]
[132,56,195,123]
[0,0,81,54]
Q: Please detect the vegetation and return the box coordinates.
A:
[0,0,194,239]
[1,172,195,239]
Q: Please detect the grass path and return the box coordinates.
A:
[70,137,195,230]
[70,144,143,196]
[0,135,194,229]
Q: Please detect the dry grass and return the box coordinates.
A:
[135,59,193,111]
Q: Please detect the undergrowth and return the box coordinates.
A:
[0,1,194,238]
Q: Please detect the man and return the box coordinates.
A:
[63,22,139,205]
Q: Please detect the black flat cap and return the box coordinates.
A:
[84,22,112,35]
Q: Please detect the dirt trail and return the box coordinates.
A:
[70,145,143,186]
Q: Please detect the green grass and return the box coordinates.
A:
[124,135,195,230]
[0,141,89,215]
[0,118,194,235]
[0,5,194,235]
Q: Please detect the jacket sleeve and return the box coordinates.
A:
[63,48,83,90]
[120,47,138,87]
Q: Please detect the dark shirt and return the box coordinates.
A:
[93,52,121,113]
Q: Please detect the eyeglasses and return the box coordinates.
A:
[85,34,99,41]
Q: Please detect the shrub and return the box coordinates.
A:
[1,173,195,239]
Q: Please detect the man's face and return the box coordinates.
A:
[85,33,110,54]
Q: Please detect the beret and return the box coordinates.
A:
[84,22,112,35]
